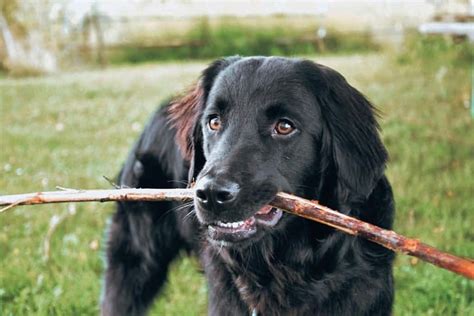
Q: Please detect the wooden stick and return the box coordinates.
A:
[0,188,193,211]
[1,188,473,279]
[271,193,474,280]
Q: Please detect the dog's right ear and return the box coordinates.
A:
[168,57,241,185]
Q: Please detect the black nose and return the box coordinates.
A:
[195,177,239,209]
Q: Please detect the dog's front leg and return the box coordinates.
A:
[101,201,184,316]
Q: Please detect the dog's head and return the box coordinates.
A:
[169,56,387,247]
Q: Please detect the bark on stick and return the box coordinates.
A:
[1,188,473,279]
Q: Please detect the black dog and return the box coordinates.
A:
[102,56,395,316]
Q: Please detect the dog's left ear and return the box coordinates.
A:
[299,61,388,203]
[168,56,241,185]
[168,83,204,163]
[167,82,205,184]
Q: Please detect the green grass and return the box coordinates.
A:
[1,49,473,315]
[107,17,378,64]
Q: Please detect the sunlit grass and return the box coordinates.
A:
[1,52,472,315]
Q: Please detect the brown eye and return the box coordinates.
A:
[274,119,295,135]
[208,116,221,131]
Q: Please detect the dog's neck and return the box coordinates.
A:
[209,219,351,314]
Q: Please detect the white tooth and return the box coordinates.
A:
[216,220,247,228]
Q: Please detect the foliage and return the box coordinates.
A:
[0,48,473,314]
[397,30,473,66]
[0,0,22,33]
[107,18,378,64]
[0,0,58,75]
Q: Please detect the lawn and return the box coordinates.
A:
[0,51,472,315]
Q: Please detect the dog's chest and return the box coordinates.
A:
[226,258,307,315]
[233,273,278,311]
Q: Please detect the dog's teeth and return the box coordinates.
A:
[217,221,245,228]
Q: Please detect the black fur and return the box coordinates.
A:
[102,57,395,316]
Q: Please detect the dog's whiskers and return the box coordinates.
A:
[183,209,197,222]
[161,202,194,218]
[167,179,190,186]
[172,202,194,212]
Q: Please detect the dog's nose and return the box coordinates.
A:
[195,177,239,209]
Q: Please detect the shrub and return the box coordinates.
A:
[107,17,379,64]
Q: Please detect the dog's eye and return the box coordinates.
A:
[208,116,221,131]
[274,119,295,136]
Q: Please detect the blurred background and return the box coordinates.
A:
[0,0,473,315]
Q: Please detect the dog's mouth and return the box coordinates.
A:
[208,205,283,244]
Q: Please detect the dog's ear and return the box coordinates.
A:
[299,61,388,204]
[168,57,241,185]
[168,83,204,162]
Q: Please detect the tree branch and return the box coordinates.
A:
[1,188,473,279]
